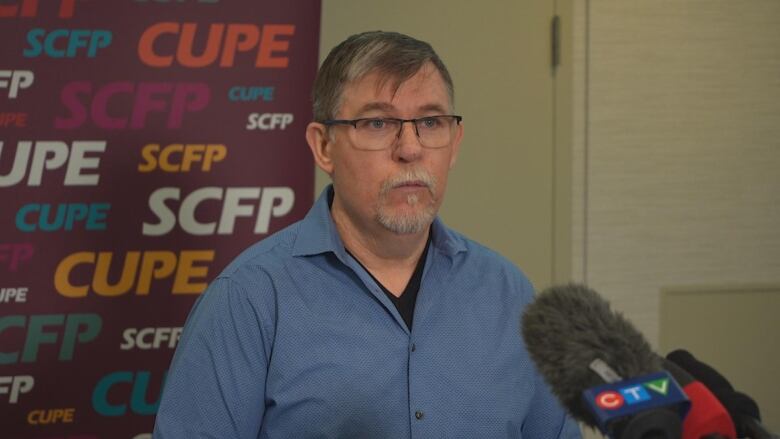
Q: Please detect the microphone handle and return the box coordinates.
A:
[739,416,780,439]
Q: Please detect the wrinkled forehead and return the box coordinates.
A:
[338,63,452,115]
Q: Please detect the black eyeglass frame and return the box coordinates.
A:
[321,115,463,140]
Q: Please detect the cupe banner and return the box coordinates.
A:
[0,1,320,437]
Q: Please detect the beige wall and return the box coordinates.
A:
[660,284,780,433]
[571,0,780,432]
[318,0,569,288]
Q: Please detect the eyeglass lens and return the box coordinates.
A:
[352,116,457,150]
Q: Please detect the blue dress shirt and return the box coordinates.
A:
[154,186,581,439]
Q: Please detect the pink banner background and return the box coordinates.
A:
[1,1,320,437]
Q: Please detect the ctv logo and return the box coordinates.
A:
[595,377,670,410]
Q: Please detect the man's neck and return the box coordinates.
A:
[330,202,429,295]
[333,208,428,266]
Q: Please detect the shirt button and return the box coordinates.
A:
[415,411,424,420]
[411,343,416,352]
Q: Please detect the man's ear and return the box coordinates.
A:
[449,120,463,169]
[306,122,334,174]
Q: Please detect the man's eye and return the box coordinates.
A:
[368,119,385,129]
[421,117,439,128]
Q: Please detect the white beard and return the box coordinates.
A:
[375,169,437,234]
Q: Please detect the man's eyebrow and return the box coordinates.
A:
[418,103,449,114]
[354,102,450,117]
[355,102,395,116]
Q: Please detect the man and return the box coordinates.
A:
[154,31,580,438]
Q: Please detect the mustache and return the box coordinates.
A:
[379,169,437,196]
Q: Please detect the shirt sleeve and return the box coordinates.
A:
[521,371,583,439]
[153,274,276,438]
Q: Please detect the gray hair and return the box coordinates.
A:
[312,31,455,122]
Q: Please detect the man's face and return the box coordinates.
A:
[311,62,462,235]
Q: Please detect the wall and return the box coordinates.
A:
[571,0,780,431]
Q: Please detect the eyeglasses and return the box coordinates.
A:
[322,115,462,151]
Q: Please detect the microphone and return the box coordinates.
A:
[521,284,737,439]
[662,358,736,439]
[521,284,689,438]
[667,350,778,439]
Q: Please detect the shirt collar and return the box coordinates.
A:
[291,184,467,258]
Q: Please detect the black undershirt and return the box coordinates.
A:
[345,232,430,331]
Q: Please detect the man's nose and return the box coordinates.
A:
[393,121,423,161]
